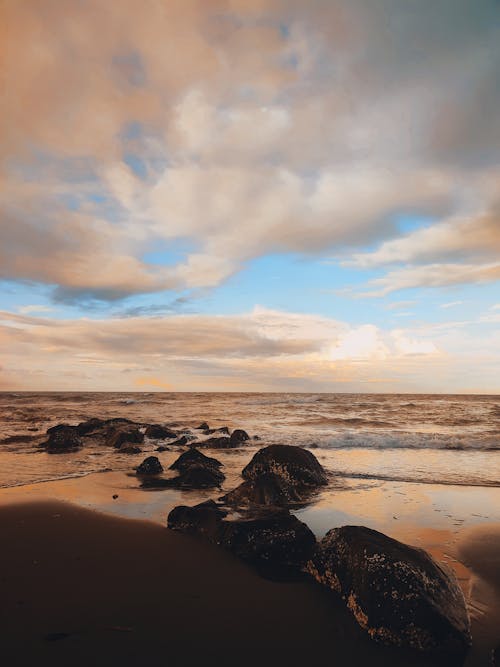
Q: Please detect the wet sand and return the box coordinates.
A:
[0,499,449,667]
[0,467,499,666]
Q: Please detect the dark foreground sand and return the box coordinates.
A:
[0,500,461,667]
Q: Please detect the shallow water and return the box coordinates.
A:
[0,391,498,488]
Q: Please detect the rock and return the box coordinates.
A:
[141,464,225,489]
[136,456,163,475]
[106,427,144,449]
[42,426,82,453]
[168,500,227,538]
[170,436,188,447]
[220,473,303,507]
[216,426,230,435]
[230,429,250,446]
[217,511,316,575]
[169,448,222,473]
[119,444,142,454]
[112,494,119,499]
[196,422,210,430]
[75,418,105,435]
[144,424,178,439]
[175,464,225,488]
[242,445,327,488]
[168,502,315,575]
[198,436,232,449]
[155,445,170,452]
[307,525,471,659]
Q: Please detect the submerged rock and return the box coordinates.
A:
[307,525,471,659]
[119,444,142,454]
[168,502,315,574]
[169,448,222,473]
[196,422,210,430]
[136,456,163,475]
[42,426,82,453]
[229,429,250,446]
[144,424,178,440]
[242,445,328,488]
[170,436,188,447]
[220,472,303,507]
[198,436,233,449]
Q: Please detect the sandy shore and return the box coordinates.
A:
[0,498,471,667]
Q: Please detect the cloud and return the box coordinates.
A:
[1,1,499,301]
[0,307,450,391]
[440,301,463,309]
[17,305,55,314]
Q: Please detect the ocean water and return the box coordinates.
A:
[0,392,498,489]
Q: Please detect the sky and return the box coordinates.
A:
[1,0,499,393]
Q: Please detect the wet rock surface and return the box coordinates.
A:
[141,464,225,489]
[41,426,83,453]
[144,424,178,440]
[136,456,163,475]
[230,429,250,446]
[168,501,315,576]
[242,445,328,488]
[306,525,471,660]
[106,426,144,449]
[221,472,304,507]
[169,448,222,473]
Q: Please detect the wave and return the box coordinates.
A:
[330,470,500,488]
[300,416,396,428]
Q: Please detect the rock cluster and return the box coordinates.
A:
[140,448,225,489]
[167,443,471,661]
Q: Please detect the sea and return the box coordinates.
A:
[0,391,498,490]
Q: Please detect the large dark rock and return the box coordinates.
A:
[307,526,471,659]
[169,448,222,473]
[75,418,105,435]
[242,445,328,488]
[220,472,303,507]
[136,456,163,475]
[141,464,225,489]
[196,422,210,430]
[198,436,232,449]
[42,426,82,453]
[106,427,144,449]
[168,502,315,575]
[230,429,250,446]
[168,500,227,538]
[144,424,178,439]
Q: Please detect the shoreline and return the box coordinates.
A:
[1,469,499,665]
[0,498,452,667]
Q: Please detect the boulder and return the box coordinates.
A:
[169,448,222,473]
[230,429,250,446]
[144,424,178,439]
[42,426,82,453]
[106,427,144,449]
[168,500,227,538]
[242,445,327,488]
[141,464,225,489]
[220,472,303,507]
[217,511,316,574]
[168,502,315,575]
[75,418,105,435]
[198,436,232,449]
[307,525,471,659]
[136,456,163,475]
[155,445,170,452]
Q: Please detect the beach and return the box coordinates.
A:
[0,392,499,665]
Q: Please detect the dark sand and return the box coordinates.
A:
[0,500,453,667]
